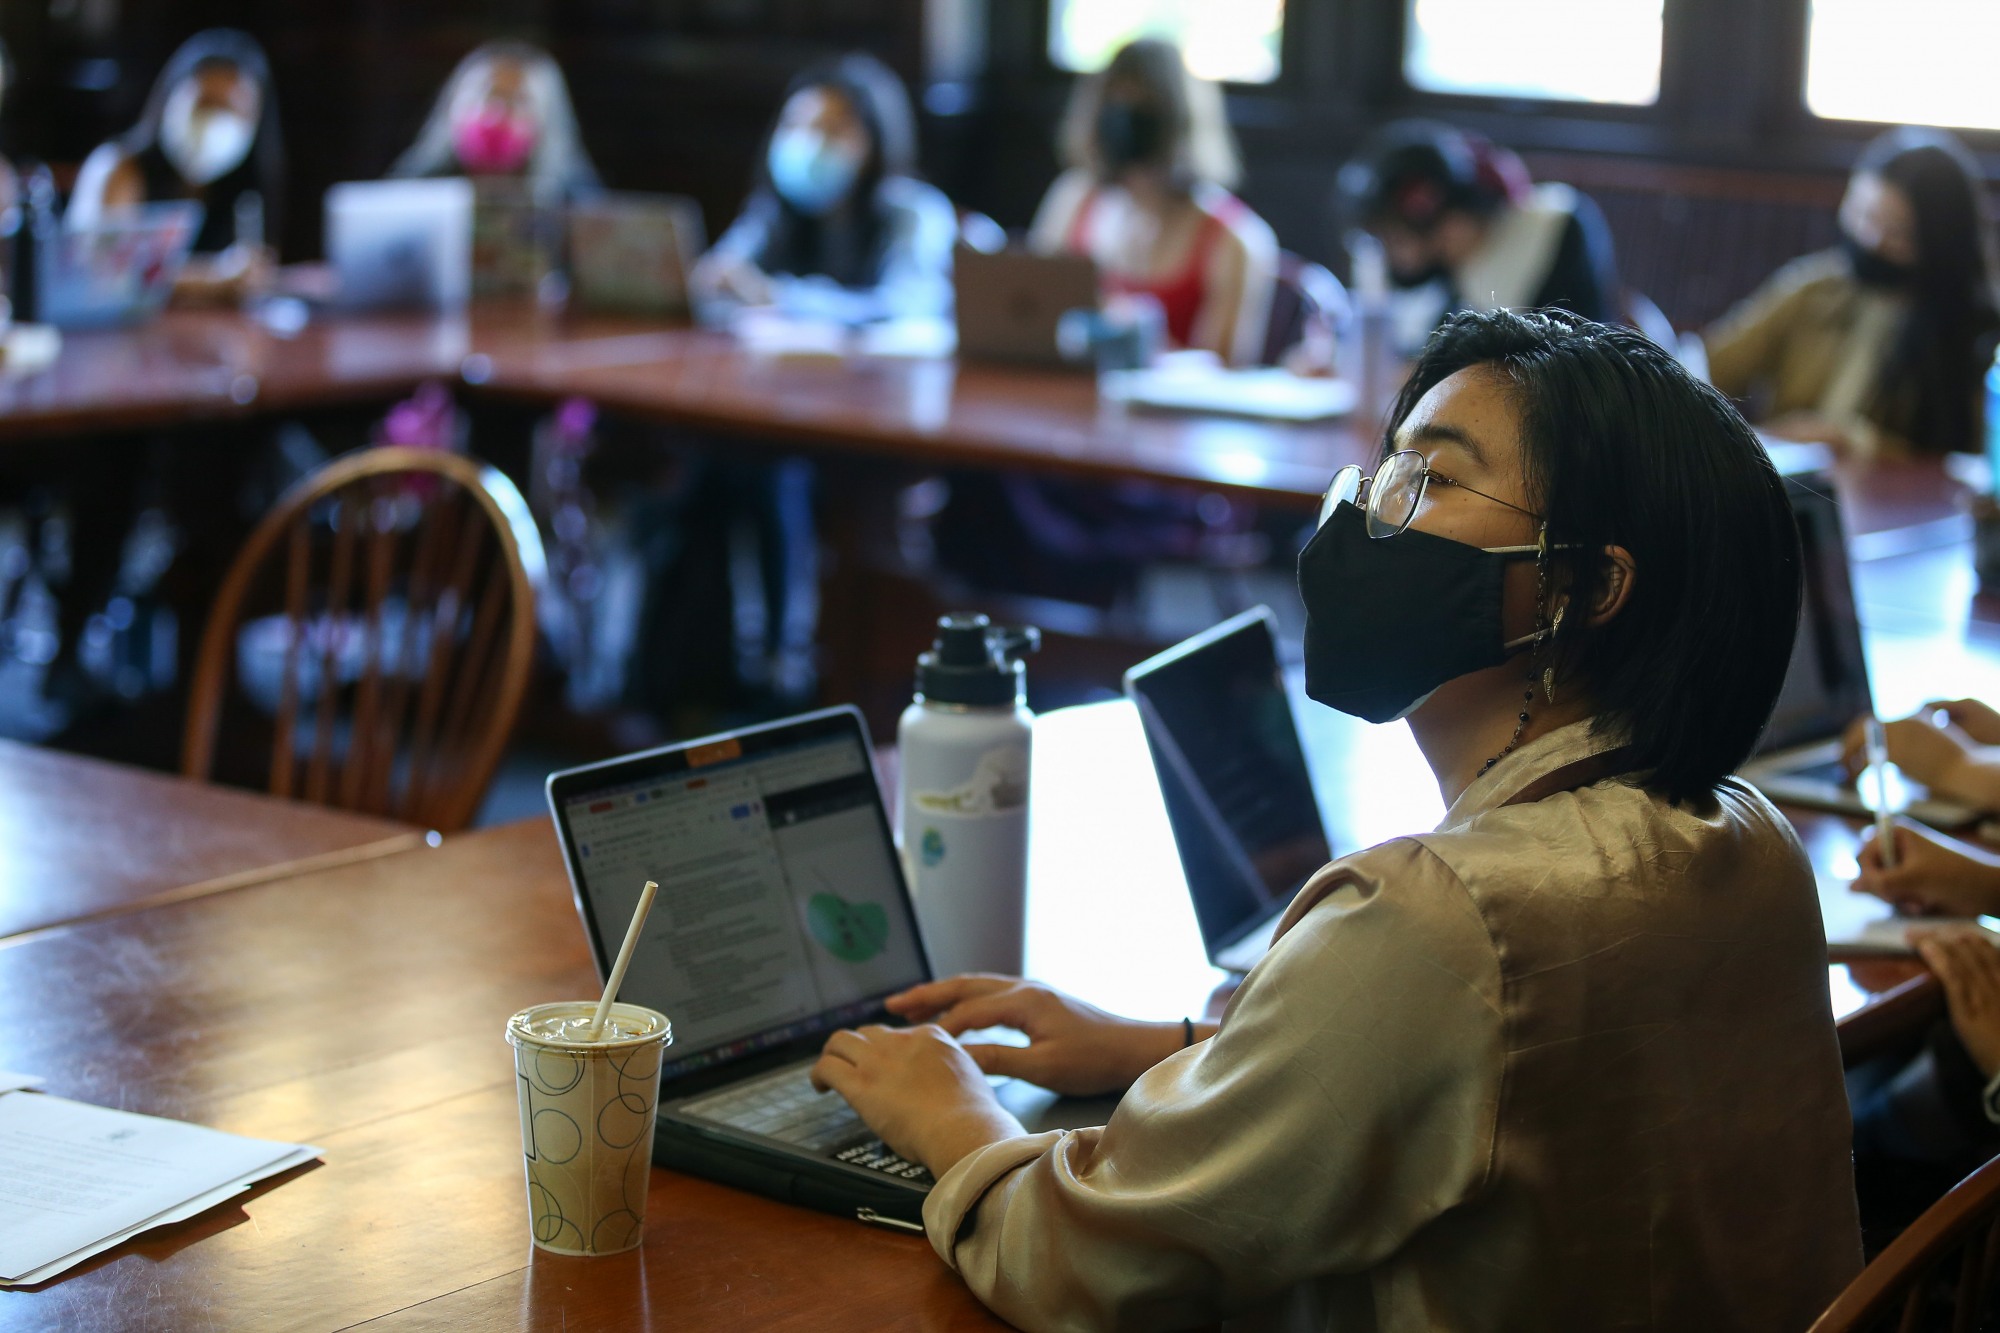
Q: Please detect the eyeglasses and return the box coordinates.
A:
[1320,449,1547,551]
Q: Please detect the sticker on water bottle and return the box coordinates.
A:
[910,745,1028,816]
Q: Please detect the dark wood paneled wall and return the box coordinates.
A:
[5,0,1990,330]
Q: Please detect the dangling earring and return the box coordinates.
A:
[1542,602,1565,704]
[1481,528,1552,776]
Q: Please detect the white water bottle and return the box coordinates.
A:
[897,614,1040,979]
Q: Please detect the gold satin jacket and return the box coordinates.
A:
[923,720,1863,1332]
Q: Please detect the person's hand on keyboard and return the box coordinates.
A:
[884,975,1195,1097]
[809,1024,1025,1178]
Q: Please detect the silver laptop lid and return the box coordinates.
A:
[1757,471,1873,755]
[325,177,474,311]
[546,707,929,1085]
[1123,607,1332,959]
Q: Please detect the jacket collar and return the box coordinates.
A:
[1438,719,1632,832]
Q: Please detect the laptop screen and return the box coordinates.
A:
[551,712,927,1081]
[1124,609,1332,953]
[1759,472,1873,754]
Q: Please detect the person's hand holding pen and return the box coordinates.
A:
[1856,818,2000,919]
[1842,701,2000,812]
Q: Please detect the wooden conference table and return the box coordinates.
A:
[0,304,1976,541]
[0,737,428,943]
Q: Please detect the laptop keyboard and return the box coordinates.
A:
[679,1066,933,1182]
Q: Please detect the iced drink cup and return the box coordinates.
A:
[506,1000,672,1256]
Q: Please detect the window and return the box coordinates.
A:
[1403,0,1663,106]
[1047,0,1285,85]
[1806,0,2000,131]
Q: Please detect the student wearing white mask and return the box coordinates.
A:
[68,29,283,302]
[691,53,956,321]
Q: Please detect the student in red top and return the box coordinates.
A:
[1029,39,1277,366]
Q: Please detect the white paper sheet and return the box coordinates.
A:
[1100,366,1358,422]
[0,1093,320,1284]
[0,1143,318,1286]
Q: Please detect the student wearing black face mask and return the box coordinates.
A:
[805,310,1861,1331]
[1706,126,2000,457]
[1027,38,1277,365]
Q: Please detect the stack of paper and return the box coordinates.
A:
[0,1078,321,1285]
[1100,365,1358,422]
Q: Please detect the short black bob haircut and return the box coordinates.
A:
[1384,309,1802,804]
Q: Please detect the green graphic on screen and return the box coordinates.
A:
[806,892,890,962]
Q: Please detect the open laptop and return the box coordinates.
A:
[1741,471,1975,827]
[325,178,473,311]
[1123,607,1333,974]
[953,245,1098,366]
[41,200,202,328]
[568,191,706,317]
[546,706,1111,1228]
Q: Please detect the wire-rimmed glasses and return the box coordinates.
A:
[1319,449,1547,550]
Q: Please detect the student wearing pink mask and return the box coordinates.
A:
[390,42,600,202]
[68,29,284,301]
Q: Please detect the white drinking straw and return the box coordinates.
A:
[586,880,659,1040]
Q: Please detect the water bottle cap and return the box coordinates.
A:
[915,613,1040,706]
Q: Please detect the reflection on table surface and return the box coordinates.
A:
[0,303,1976,537]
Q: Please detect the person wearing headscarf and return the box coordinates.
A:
[390,41,600,203]
[1029,38,1276,365]
[691,52,956,321]
[1704,126,2000,457]
[1338,119,1620,356]
[67,29,283,300]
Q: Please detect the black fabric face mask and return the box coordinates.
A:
[1297,501,1538,724]
[1841,231,1917,289]
[1095,102,1166,176]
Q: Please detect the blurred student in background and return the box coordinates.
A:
[0,38,19,308]
[690,53,955,322]
[391,41,601,201]
[1338,120,1619,355]
[1030,38,1276,365]
[68,29,284,301]
[1706,127,2000,457]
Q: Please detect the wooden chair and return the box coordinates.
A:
[1839,971,1947,1070]
[1811,1151,2000,1332]
[183,446,546,832]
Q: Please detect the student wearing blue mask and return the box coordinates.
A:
[808,310,1861,1330]
[690,53,956,321]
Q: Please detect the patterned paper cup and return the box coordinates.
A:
[505,1001,672,1256]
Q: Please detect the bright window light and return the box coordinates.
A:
[1048,0,1286,85]
[1404,0,1663,106]
[1807,0,2000,131]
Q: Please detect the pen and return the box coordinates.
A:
[1864,715,1897,869]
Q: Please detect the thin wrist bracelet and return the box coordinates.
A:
[1182,1016,1195,1048]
